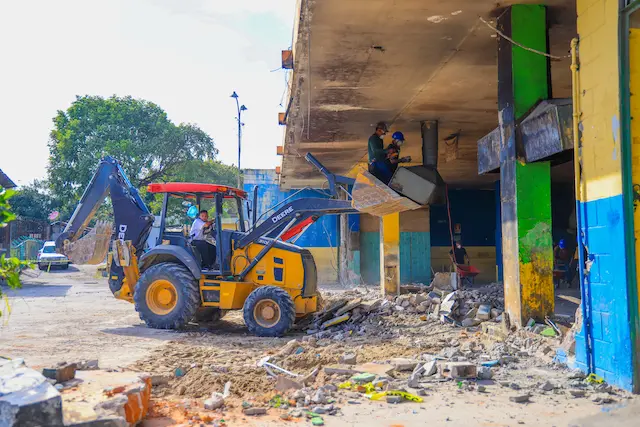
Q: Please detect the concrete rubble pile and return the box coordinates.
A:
[299,279,507,340]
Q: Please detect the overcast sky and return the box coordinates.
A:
[0,0,295,186]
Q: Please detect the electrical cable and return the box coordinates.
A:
[478,16,570,61]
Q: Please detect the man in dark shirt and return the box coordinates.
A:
[367,121,390,182]
[449,241,469,265]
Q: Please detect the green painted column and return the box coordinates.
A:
[497,4,554,326]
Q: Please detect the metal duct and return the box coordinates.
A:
[421,120,438,168]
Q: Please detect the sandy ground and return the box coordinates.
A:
[1,266,638,427]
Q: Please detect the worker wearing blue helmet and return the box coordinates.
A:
[384,131,412,180]
[367,125,411,184]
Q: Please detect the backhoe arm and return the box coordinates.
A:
[55,156,154,264]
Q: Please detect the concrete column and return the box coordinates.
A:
[380,213,400,295]
[497,4,554,326]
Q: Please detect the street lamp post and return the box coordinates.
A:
[230,91,247,189]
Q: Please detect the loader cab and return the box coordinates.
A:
[147,183,249,276]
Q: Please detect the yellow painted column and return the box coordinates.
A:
[380,213,400,295]
[630,28,640,314]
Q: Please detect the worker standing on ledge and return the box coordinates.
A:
[368,121,391,183]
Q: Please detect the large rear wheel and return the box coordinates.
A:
[134,262,200,329]
[243,286,295,337]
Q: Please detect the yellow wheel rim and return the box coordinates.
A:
[146,279,178,315]
[253,299,281,328]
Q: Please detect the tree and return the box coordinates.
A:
[0,186,29,317]
[48,95,217,216]
[9,180,60,220]
[144,159,240,217]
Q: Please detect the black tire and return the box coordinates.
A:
[134,262,200,329]
[195,307,227,323]
[243,286,296,337]
[38,264,46,271]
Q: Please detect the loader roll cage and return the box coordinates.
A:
[147,182,250,276]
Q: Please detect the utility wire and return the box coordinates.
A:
[479,16,570,61]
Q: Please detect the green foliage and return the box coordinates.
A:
[9,180,60,220]
[0,186,16,226]
[0,186,29,318]
[48,95,217,216]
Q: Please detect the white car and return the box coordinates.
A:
[37,241,70,270]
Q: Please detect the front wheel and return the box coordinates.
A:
[134,263,200,329]
[243,286,295,337]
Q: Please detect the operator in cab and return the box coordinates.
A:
[190,209,216,269]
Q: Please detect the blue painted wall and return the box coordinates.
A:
[400,232,431,284]
[243,169,338,248]
[575,195,633,390]
[430,189,496,247]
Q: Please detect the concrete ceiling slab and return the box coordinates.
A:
[281,0,576,189]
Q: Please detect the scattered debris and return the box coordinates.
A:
[42,362,77,383]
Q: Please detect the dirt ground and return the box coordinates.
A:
[1,266,638,427]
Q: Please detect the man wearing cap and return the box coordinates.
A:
[367,121,390,182]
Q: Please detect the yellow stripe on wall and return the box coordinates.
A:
[576,0,623,203]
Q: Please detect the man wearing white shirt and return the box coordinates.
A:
[190,209,216,269]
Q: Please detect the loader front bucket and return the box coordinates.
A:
[351,170,421,217]
[62,221,113,265]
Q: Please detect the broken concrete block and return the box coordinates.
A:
[440,292,457,314]
[323,365,358,376]
[416,302,430,313]
[509,394,530,403]
[476,366,493,380]
[540,381,555,391]
[351,373,376,384]
[150,375,171,386]
[391,358,420,372]
[77,360,100,371]
[476,304,492,320]
[311,389,328,404]
[339,353,357,365]
[42,363,77,383]
[482,322,508,341]
[275,376,303,393]
[243,407,267,416]
[0,358,63,427]
[386,395,402,404]
[353,363,394,376]
[569,389,586,398]
[335,298,363,316]
[461,318,481,327]
[447,362,477,379]
[423,360,438,377]
[490,308,501,319]
[204,393,225,410]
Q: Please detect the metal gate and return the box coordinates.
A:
[10,237,44,262]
